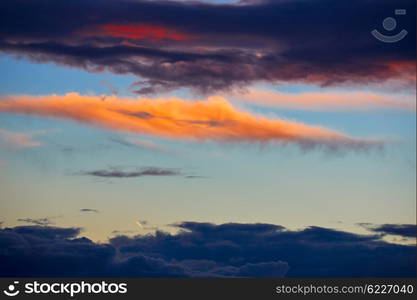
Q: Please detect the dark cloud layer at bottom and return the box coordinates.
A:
[0,222,415,277]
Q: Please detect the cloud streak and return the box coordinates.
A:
[87,24,190,42]
[17,217,53,226]
[232,89,416,112]
[80,209,100,213]
[0,93,382,151]
[79,166,181,178]
[111,136,169,153]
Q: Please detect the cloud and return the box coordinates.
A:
[17,218,53,226]
[80,209,100,213]
[0,0,414,93]
[360,223,416,238]
[232,89,416,112]
[111,136,169,153]
[135,220,159,231]
[0,93,382,151]
[86,24,190,42]
[79,166,182,178]
[135,220,148,229]
[0,128,42,150]
[184,175,208,179]
[0,222,414,277]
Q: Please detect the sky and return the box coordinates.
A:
[0,0,416,277]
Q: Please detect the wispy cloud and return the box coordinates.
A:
[0,93,382,151]
[135,220,158,231]
[79,208,100,213]
[111,136,169,153]
[231,89,416,112]
[79,166,182,178]
[17,217,53,226]
[0,128,42,150]
[184,175,208,179]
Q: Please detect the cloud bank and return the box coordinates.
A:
[0,222,415,277]
[0,93,382,151]
[0,0,415,93]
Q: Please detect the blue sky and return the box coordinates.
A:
[0,54,415,241]
[0,0,415,278]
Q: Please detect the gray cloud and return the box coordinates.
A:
[79,166,182,178]
[184,175,208,179]
[80,209,100,213]
[17,217,53,226]
[359,223,416,239]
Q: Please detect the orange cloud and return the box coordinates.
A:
[231,89,416,111]
[92,24,189,41]
[0,93,380,150]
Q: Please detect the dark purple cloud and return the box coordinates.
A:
[0,0,415,93]
[360,223,416,238]
[0,222,415,277]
